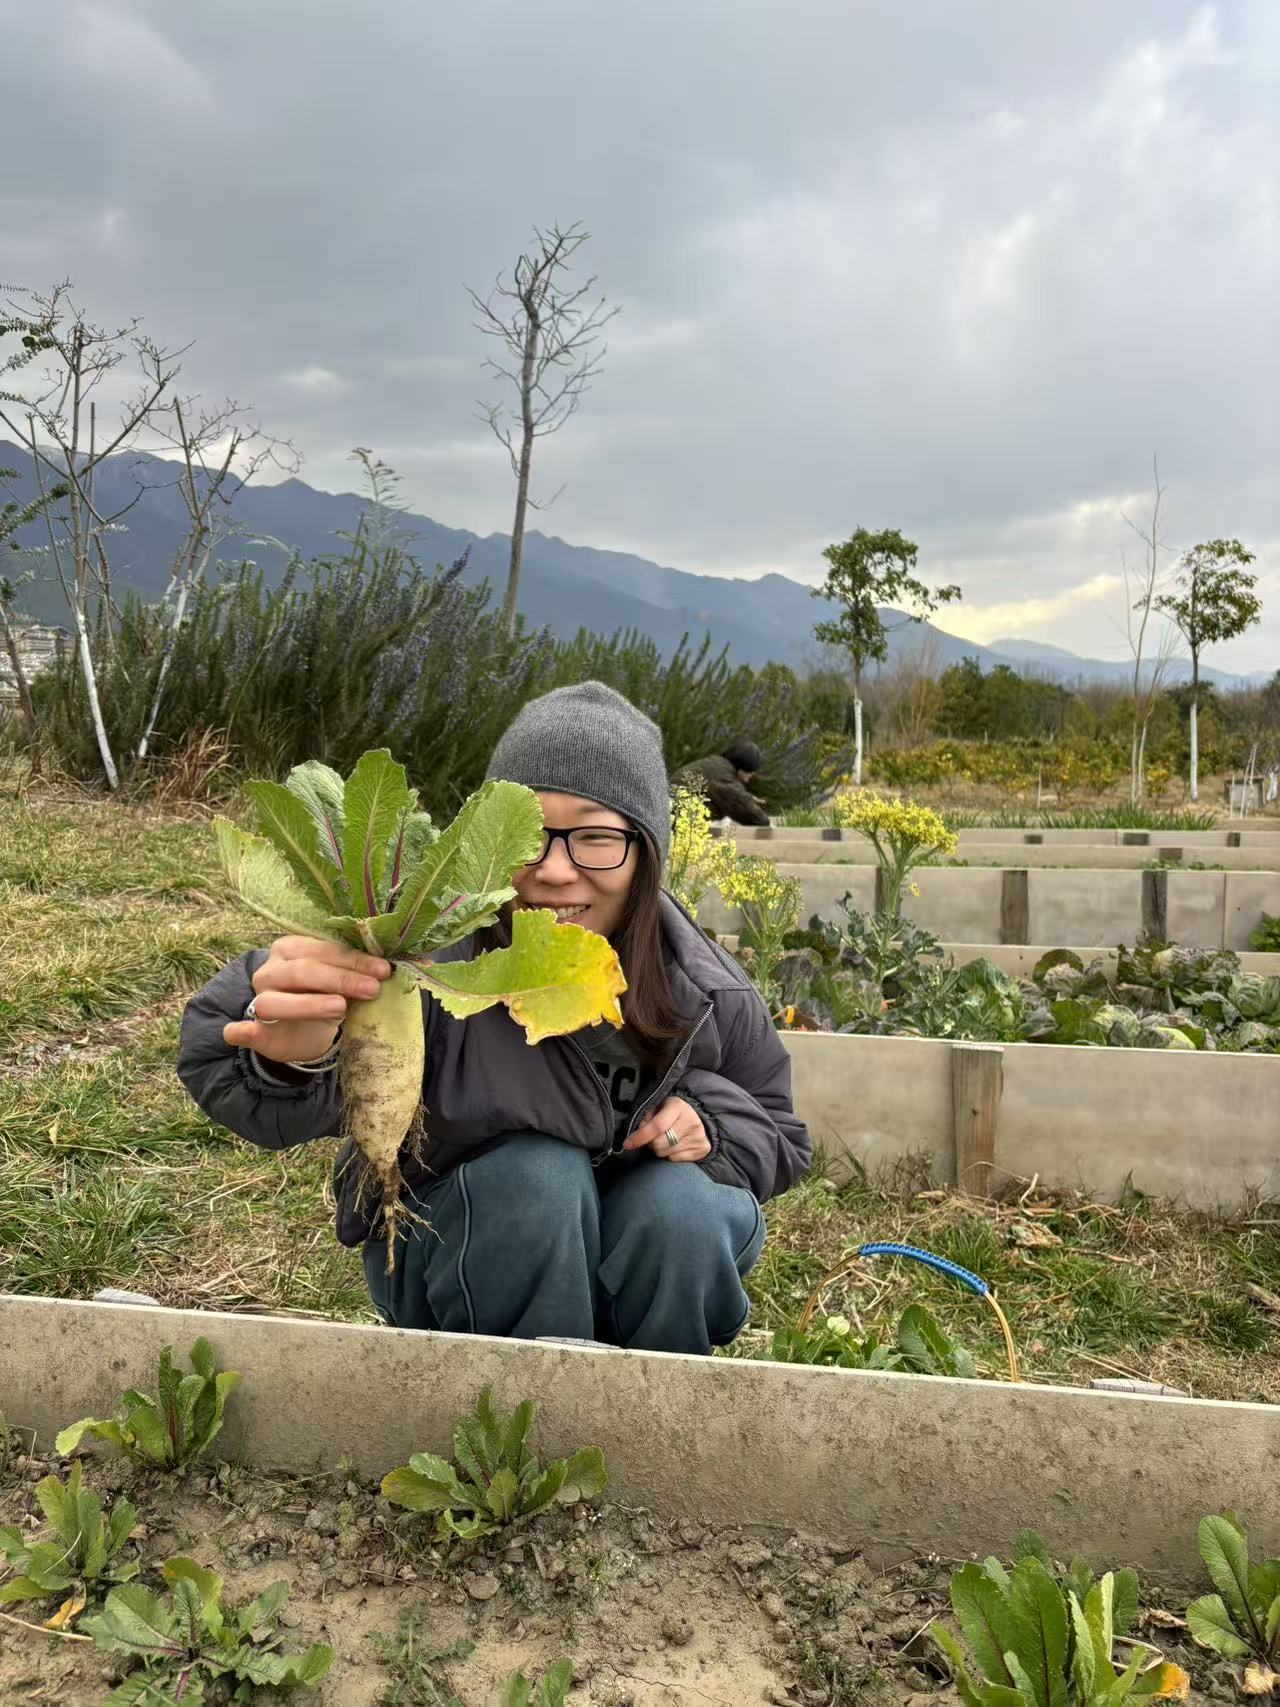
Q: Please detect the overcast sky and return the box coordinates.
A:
[6,1,1279,667]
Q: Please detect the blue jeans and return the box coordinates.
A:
[362,1133,765,1356]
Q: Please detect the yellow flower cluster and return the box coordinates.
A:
[666,785,737,919]
[831,790,958,858]
[716,854,801,916]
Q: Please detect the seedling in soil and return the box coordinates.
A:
[369,1610,473,1706]
[381,1389,607,1543]
[55,1337,240,1470]
[501,1657,573,1706]
[82,1554,332,1704]
[216,754,625,1259]
[769,1303,977,1377]
[1186,1513,1280,1694]
[0,1460,138,1615]
[932,1550,1191,1702]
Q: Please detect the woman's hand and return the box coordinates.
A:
[623,1096,711,1163]
[222,936,392,1065]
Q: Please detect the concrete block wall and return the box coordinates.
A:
[700,864,1280,948]
[2,1295,1276,1587]
[784,1032,1280,1210]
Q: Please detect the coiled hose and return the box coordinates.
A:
[798,1239,1020,1382]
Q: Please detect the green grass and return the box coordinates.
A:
[742,1169,1280,1402]
[2,784,1276,1398]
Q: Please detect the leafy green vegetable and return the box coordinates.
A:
[1249,912,1280,953]
[1186,1513,1280,1689]
[934,1550,1190,1703]
[767,1304,975,1377]
[381,1391,607,1543]
[501,1658,574,1707]
[55,1338,240,1470]
[83,1555,332,1704]
[0,1460,138,1610]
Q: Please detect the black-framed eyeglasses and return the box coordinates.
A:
[525,826,641,872]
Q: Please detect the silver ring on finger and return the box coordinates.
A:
[663,1126,680,1152]
[245,995,279,1027]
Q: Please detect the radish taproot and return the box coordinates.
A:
[215,749,626,1264]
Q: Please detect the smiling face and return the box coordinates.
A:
[512,791,639,941]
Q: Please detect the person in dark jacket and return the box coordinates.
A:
[672,740,769,825]
[177,682,810,1356]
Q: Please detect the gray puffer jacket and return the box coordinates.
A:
[177,896,811,1247]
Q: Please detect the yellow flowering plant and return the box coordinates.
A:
[717,855,804,1013]
[666,784,737,920]
[832,790,958,920]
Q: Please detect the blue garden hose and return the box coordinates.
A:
[854,1242,990,1297]
[800,1239,1019,1380]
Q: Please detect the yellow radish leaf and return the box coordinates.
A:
[245,780,347,912]
[411,909,625,1043]
[214,820,338,941]
[1243,1663,1280,1695]
[44,1586,87,1629]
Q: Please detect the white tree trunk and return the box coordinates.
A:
[71,599,119,790]
[1189,696,1199,802]
[137,576,193,761]
[853,694,864,789]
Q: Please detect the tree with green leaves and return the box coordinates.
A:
[1156,538,1259,800]
[811,527,960,785]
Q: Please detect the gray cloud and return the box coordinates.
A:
[5,0,1278,666]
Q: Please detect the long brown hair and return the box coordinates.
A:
[613,833,687,1063]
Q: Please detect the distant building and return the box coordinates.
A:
[0,621,71,710]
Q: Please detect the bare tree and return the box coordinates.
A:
[134,397,297,761]
[1115,459,1179,804]
[0,283,184,788]
[468,223,618,633]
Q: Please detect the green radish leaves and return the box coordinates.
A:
[381,1390,607,1545]
[215,750,626,1044]
[1186,1513,1280,1687]
[56,1339,241,1471]
[935,1547,1191,1703]
[342,749,415,916]
[214,820,334,939]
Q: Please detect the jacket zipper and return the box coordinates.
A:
[618,1002,713,1152]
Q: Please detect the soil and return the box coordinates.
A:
[0,1440,1225,1706]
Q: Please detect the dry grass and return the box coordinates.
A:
[2,783,1277,1399]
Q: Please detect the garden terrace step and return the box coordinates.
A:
[782,1030,1280,1211]
[2,1292,1277,1589]
[715,836,1280,871]
[729,824,1280,847]
[699,862,1280,948]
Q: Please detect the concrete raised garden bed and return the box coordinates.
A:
[714,837,1280,871]
[2,1293,1278,1593]
[700,863,1280,948]
[782,1030,1280,1209]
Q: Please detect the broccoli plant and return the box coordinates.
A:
[381,1390,606,1543]
[82,1555,332,1705]
[1186,1513,1280,1694]
[56,1338,240,1470]
[932,1550,1190,1702]
[216,755,625,1257]
[0,1461,138,1610]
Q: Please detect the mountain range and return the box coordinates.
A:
[2,443,1267,688]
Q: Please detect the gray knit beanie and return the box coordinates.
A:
[486,681,670,862]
